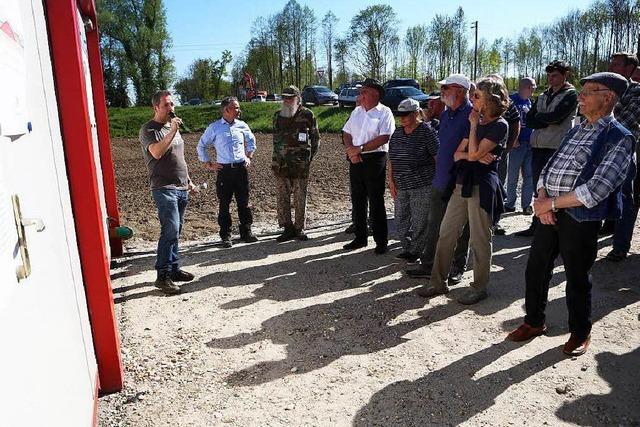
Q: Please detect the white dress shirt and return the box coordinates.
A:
[342,103,395,153]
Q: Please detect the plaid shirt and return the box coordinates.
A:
[538,114,633,208]
[614,80,640,141]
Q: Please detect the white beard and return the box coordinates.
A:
[442,95,457,108]
[280,102,299,118]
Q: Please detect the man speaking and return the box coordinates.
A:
[139,90,195,295]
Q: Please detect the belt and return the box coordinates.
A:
[219,161,246,169]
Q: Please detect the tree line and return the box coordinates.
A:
[98,0,640,106]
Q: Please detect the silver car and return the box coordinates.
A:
[338,87,360,108]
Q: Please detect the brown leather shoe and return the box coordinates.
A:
[506,323,547,342]
[563,334,590,356]
[416,284,449,298]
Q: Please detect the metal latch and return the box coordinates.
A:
[11,195,46,281]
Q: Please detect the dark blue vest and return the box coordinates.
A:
[552,120,634,222]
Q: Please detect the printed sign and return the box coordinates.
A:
[0,1,29,138]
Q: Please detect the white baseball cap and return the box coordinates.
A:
[438,74,471,89]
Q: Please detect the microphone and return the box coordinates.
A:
[191,182,208,193]
[169,111,192,133]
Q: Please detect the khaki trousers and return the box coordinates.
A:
[431,185,493,290]
[276,175,308,230]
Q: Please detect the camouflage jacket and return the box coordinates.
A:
[272,106,320,178]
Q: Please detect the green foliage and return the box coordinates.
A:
[349,5,399,80]
[174,51,233,103]
[108,104,353,138]
[98,0,175,106]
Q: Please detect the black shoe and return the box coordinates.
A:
[154,275,181,295]
[395,251,419,262]
[170,269,194,282]
[241,232,258,243]
[295,230,309,241]
[514,227,535,237]
[493,224,506,235]
[448,271,463,285]
[374,244,388,255]
[276,226,297,243]
[343,239,367,250]
[220,236,233,248]
[522,206,533,215]
[504,206,516,213]
[406,266,431,278]
[605,248,627,262]
[344,223,356,234]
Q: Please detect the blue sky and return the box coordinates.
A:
[164,0,593,77]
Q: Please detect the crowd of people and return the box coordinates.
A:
[139,52,639,357]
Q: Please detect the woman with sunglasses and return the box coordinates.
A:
[421,76,509,305]
[387,98,439,262]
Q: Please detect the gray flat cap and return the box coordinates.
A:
[580,72,629,98]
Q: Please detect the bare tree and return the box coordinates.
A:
[322,11,338,88]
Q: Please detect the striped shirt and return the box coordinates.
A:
[539,114,633,208]
[388,122,439,190]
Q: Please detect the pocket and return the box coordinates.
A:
[569,145,591,169]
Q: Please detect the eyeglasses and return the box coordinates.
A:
[441,84,463,91]
[579,88,612,96]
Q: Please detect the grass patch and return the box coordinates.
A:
[108,103,353,138]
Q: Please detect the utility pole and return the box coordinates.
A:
[471,21,478,81]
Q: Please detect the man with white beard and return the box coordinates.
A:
[272,85,320,242]
[409,74,474,285]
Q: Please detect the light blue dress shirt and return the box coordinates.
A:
[196,118,257,163]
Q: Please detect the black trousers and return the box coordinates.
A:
[216,166,253,237]
[349,152,388,246]
[524,211,600,340]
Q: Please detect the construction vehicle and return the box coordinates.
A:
[241,71,267,101]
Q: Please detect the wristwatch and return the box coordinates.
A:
[551,197,558,212]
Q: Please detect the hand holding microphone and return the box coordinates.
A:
[169,111,192,133]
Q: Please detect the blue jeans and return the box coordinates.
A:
[505,141,533,209]
[152,188,188,274]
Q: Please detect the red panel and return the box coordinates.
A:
[85,16,123,257]
[44,0,123,393]
[78,0,97,20]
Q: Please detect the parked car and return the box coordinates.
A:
[336,81,364,94]
[384,78,420,90]
[266,93,282,101]
[338,87,359,108]
[188,98,202,105]
[381,86,429,111]
[251,95,266,103]
[301,85,338,105]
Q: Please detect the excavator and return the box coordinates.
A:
[242,71,267,101]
